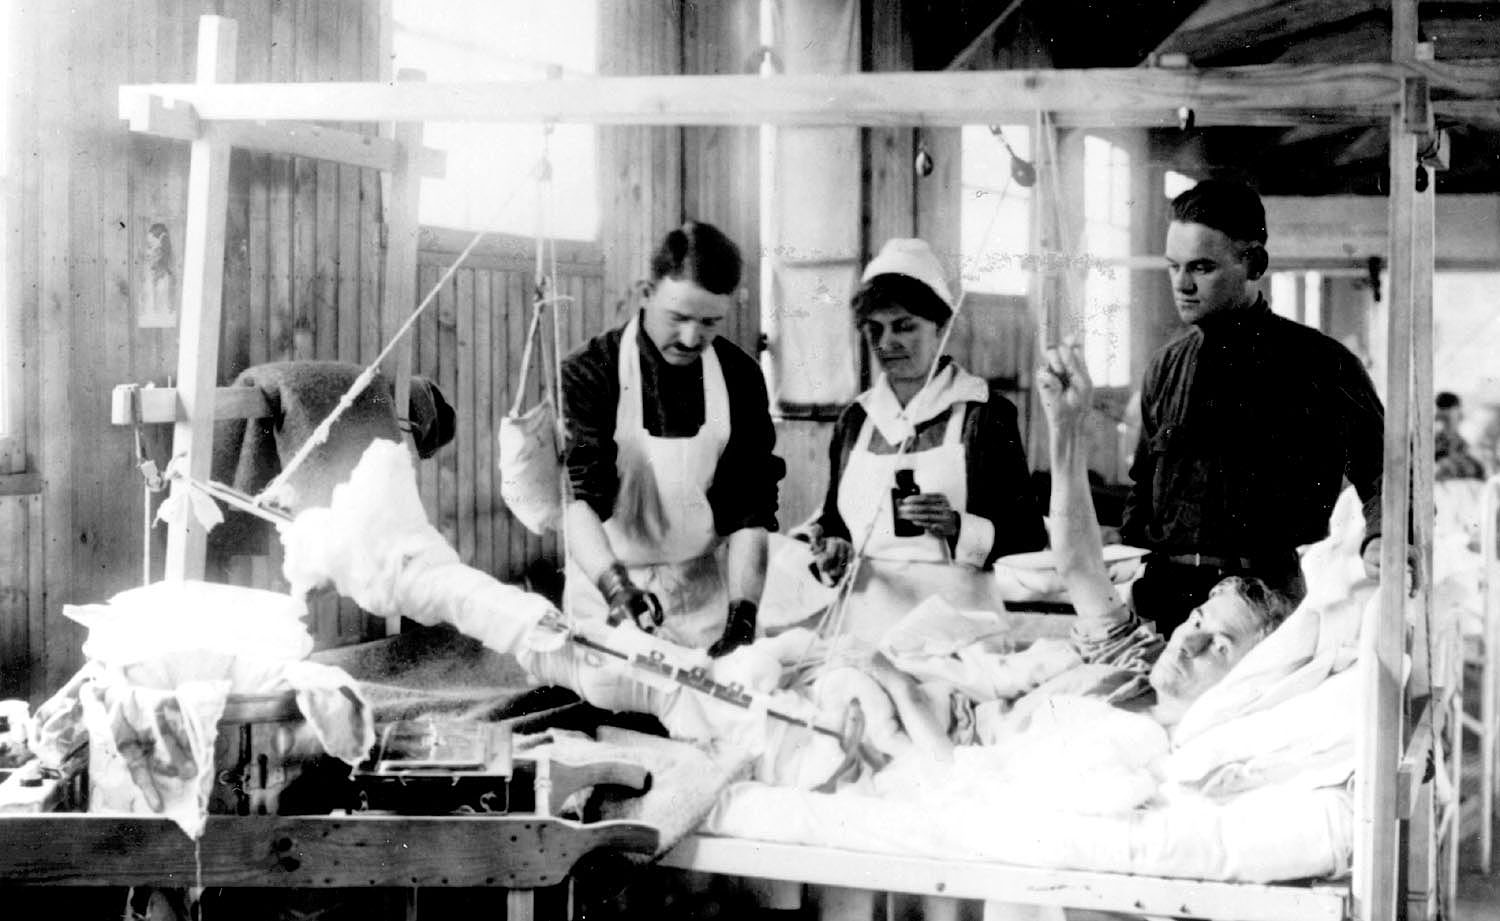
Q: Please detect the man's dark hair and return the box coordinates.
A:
[851,274,953,327]
[649,220,742,296]
[1210,575,1296,636]
[1171,180,1268,246]
[1437,391,1462,411]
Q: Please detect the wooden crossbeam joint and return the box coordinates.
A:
[110,383,272,426]
[1397,695,1435,819]
[1402,76,1433,134]
[120,91,202,140]
[117,90,447,177]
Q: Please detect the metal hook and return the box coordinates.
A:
[989,126,1036,188]
[914,139,935,179]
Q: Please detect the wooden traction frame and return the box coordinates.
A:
[81,1,1477,917]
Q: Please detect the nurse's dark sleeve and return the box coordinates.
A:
[709,344,785,535]
[963,394,1046,564]
[811,405,862,542]
[561,336,620,522]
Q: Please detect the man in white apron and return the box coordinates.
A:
[560,222,785,655]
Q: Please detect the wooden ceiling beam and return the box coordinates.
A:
[1331,125,1391,165]
[116,62,1499,129]
[119,93,446,176]
[1155,0,1381,62]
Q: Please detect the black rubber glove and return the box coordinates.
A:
[707,600,757,658]
[597,563,664,632]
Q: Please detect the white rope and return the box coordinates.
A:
[254,158,548,507]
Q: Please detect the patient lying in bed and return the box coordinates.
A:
[695,344,1367,882]
[272,344,1368,881]
[809,342,1303,768]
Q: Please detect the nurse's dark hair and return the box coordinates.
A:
[649,220,742,296]
[851,274,952,326]
[1208,575,1295,635]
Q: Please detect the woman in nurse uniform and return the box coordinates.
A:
[801,238,1045,642]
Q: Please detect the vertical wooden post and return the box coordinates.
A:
[1409,119,1436,702]
[1355,3,1423,917]
[163,16,237,582]
[506,889,535,921]
[380,68,425,635]
[1352,113,1412,921]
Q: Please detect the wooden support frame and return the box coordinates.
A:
[161,16,237,581]
[115,17,441,587]
[663,838,1349,921]
[115,61,1500,128]
[118,92,446,176]
[0,814,657,888]
[93,6,1482,919]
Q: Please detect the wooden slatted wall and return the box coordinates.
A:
[210,0,386,649]
[413,230,606,592]
[4,0,383,702]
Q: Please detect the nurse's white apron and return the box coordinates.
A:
[565,315,732,649]
[835,404,1010,643]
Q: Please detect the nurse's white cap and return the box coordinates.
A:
[860,238,954,308]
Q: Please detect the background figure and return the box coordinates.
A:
[1435,391,1486,481]
[1462,401,1500,478]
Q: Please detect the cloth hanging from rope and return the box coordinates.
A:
[498,286,573,535]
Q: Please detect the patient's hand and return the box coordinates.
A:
[1038,338,1093,429]
[809,534,853,585]
[1361,536,1421,592]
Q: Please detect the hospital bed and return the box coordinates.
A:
[2,9,1453,919]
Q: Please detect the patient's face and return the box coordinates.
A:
[1149,587,1266,707]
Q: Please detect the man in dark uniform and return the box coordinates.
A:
[1121,180,1387,636]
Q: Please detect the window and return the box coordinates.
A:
[1268,271,1324,329]
[1163,169,1196,200]
[392,0,598,240]
[1082,134,1131,387]
[0,0,17,467]
[1432,271,1500,399]
[960,125,1032,296]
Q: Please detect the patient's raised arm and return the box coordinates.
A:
[1038,342,1128,631]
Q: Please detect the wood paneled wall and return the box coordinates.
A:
[5,0,383,702]
[410,231,605,591]
[596,0,763,358]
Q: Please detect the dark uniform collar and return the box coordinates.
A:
[1194,293,1271,335]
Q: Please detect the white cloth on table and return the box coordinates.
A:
[40,579,377,837]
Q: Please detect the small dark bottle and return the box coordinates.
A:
[891,468,923,537]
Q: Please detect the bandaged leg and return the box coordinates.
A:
[279,441,559,659]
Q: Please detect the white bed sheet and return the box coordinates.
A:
[702,778,1352,884]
